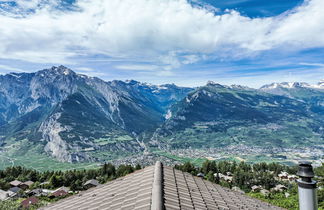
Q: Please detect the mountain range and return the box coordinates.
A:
[0,66,323,163]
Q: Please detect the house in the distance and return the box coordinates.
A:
[53,187,69,194]
[24,181,34,188]
[27,189,48,197]
[0,190,9,201]
[50,190,68,198]
[214,172,233,182]
[9,180,22,188]
[251,185,263,192]
[278,171,289,180]
[21,197,39,208]
[8,186,21,194]
[271,184,287,192]
[83,179,99,189]
[9,180,30,190]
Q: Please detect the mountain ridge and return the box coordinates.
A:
[0,66,193,162]
[0,66,323,163]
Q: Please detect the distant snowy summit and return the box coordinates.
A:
[260,80,324,90]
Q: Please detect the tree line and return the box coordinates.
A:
[0,163,142,192]
[175,160,324,210]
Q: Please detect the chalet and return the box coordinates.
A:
[9,180,29,190]
[8,186,21,194]
[24,181,35,188]
[278,171,289,180]
[271,184,287,192]
[53,186,69,194]
[0,189,17,200]
[288,175,298,181]
[21,197,39,208]
[0,190,9,201]
[27,189,48,197]
[214,173,233,182]
[50,190,68,198]
[9,180,22,187]
[83,179,99,189]
[251,185,262,192]
[40,162,282,210]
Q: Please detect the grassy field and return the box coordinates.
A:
[152,150,206,166]
[0,150,100,172]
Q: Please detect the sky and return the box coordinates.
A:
[0,0,323,87]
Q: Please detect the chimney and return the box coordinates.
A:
[297,161,318,210]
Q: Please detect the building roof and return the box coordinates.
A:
[21,196,39,208]
[53,187,69,193]
[9,180,22,186]
[24,181,34,186]
[51,190,68,197]
[8,186,21,193]
[84,179,99,187]
[41,162,283,210]
[0,189,8,201]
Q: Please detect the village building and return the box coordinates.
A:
[9,180,22,187]
[0,189,9,201]
[8,186,21,194]
[53,186,69,194]
[83,179,99,189]
[271,184,287,192]
[287,175,298,182]
[24,181,35,188]
[214,173,233,182]
[278,171,289,180]
[50,190,68,198]
[21,196,39,208]
[27,189,48,197]
[251,185,262,192]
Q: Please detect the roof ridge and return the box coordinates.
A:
[151,161,164,210]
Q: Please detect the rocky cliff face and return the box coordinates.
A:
[0,66,192,162]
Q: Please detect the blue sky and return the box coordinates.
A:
[0,0,323,87]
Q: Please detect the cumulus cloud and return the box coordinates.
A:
[0,0,323,67]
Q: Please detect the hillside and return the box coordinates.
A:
[0,66,192,163]
[0,67,323,166]
[151,82,324,149]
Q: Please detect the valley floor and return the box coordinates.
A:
[1,144,323,171]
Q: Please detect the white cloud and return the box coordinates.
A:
[115,64,158,71]
[0,64,24,72]
[0,0,323,67]
[299,62,324,67]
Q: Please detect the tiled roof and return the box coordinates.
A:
[8,186,21,193]
[21,196,39,208]
[24,181,35,186]
[84,179,99,187]
[41,162,283,210]
[9,180,22,186]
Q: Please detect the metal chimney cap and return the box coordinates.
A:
[297,161,314,178]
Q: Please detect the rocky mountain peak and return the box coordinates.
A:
[206,81,224,88]
[37,65,76,77]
